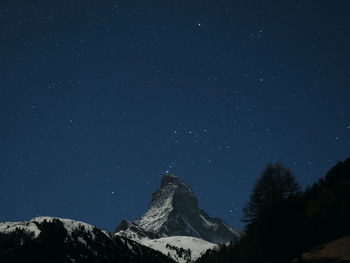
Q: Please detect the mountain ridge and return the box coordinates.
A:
[0,216,175,263]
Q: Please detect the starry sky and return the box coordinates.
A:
[1,1,349,231]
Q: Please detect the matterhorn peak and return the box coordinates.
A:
[116,173,240,244]
[161,173,184,187]
[160,173,194,196]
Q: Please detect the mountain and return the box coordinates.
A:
[116,173,240,262]
[116,173,240,243]
[0,174,240,263]
[0,216,175,263]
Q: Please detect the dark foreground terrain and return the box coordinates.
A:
[197,158,350,263]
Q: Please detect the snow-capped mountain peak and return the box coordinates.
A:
[116,173,241,244]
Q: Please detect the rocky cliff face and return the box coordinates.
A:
[116,173,240,244]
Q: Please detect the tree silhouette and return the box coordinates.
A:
[243,162,300,224]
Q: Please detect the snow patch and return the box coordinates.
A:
[199,214,216,229]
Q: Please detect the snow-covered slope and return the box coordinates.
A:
[0,216,175,263]
[142,236,215,263]
[0,216,108,238]
[116,173,241,244]
[116,231,216,263]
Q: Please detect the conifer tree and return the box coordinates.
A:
[243,162,300,224]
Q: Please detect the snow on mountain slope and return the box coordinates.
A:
[141,236,216,263]
[0,216,109,239]
[116,230,216,263]
[136,181,176,233]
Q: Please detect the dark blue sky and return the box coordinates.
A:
[1,1,349,231]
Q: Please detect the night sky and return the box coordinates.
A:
[1,1,349,232]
